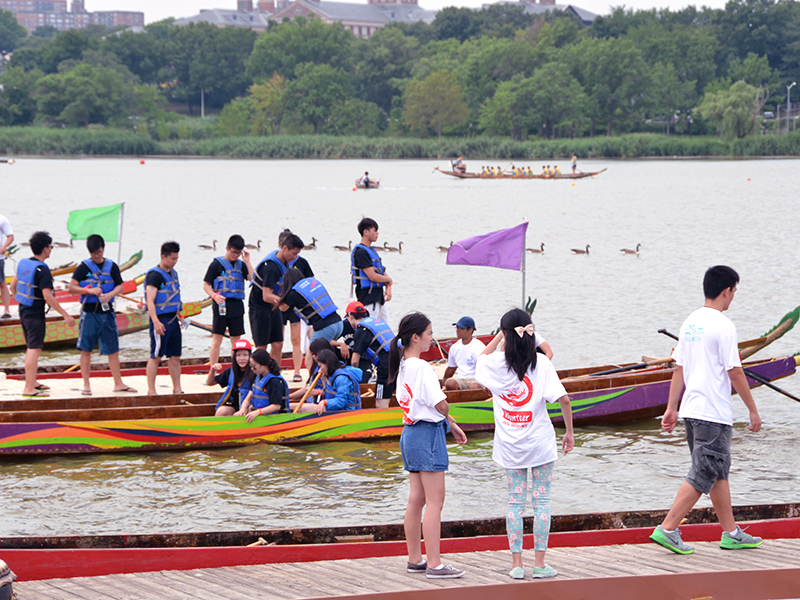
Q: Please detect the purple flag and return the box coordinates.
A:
[446,222,528,271]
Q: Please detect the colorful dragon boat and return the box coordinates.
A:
[435,166,607,180]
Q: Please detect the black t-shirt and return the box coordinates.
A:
[71,259,124,313]
[19,259,53,313]
[352,246,385,306]
[283,289,341,330]
[340,319,355,351]
[204,258,248,318]
[214,366,256,409]
[294,256,314,278]
[249,258,285,309]
[145,268,179,316]
[251,376,287,410]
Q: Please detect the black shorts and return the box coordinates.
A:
[0,258,5,280]
[249,305,284,346]
[19,306,46,349]
[150,313,182,358]
[213,313,245,336]
[282,309,301,325]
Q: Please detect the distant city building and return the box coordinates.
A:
[484,0,597,26]
[1,0,144,33]
[174,0,434,39]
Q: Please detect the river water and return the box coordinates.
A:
[1,156,799,536]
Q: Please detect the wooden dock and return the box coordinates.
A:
[12,538,800,600]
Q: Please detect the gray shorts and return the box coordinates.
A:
[684,418,732,494]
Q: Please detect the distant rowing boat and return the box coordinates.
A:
[435,166,607,180]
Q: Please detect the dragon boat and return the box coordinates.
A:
[435,166,607,180]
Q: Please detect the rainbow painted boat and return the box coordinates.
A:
[0,355,795,456]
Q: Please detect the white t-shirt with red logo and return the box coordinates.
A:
[475,352,567,469]
[396,357,447,425]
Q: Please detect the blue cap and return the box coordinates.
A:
[453,316,475,329]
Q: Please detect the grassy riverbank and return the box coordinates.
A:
[2,127,800,159]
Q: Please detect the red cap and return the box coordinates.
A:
[233,339,252,352]
[346,301,369,317]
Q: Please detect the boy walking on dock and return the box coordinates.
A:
[651,265,763,554]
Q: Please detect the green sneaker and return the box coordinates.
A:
[532,564,558,579]
[509,566,525,579]
[720,527,763,550]
[649,525,695,554]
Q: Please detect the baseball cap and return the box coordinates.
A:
[453,316,476,329]
[233,339,252,352]
[346,301,369,317]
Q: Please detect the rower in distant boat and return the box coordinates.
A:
[452,156,466,173]
[554,165,561,175]
[360,172,372,188]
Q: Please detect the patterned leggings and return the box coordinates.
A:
[505,462,553,553]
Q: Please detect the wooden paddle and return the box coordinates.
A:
[292,370,322,413]
[185,318,229,338]
[658,329,800,404]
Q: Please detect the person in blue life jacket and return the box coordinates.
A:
[206,338,256,416]
[145,241,183,396]
[278,229,315,384]
[351,217,393,324]
[10,231,75,397]
[202,234,254,369]
[288,338,337,412]
[68,234,136,397]
[313,349,363,415]
[249,233,304,362]
[237,349,289,422]
[275,268,344,371]
[346,301,396,409]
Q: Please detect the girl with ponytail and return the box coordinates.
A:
[390,312,467,579]
[475,308,574,580]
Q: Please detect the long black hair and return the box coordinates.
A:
[273,267,305,311]
[500,308,538,381]
[388,312,431,383]
[316,349,341,378]
[251,348,281,375]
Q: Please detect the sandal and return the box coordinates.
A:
[293,374,303,382]
[22,390,50,398]
[35,383,51,391]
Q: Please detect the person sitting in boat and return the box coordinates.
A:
[289,338,337,411]
[348,301,395,409]
[571,153,577,173]
[453,157,466,173]
[554,165,561,175]
[313,349,363,414]
[207,338,256,416]
[360,172,371,188]
[238,349,289,422]
[443,316,485,391]
[526,167,533,177]
[496,166,503,176]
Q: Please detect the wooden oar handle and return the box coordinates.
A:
[293,370,322,413]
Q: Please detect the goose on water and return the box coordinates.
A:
[571,244,590,255]
[304,237,317,250]
[199,240,217,250]
[374,242,386,252]
[334,241,352,251]
[527,243,545,253]
[53,240,73,248]
[621,243,641,255]
[436,241,453,252]
[245,239,262,250]
[385,241,403,253]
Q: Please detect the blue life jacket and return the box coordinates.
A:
[329,367,363,410]
[80,258,115,305]
[310,364,336,401]
[252,250,296,296]
[213,257,246,300]
[291,277,337,322]
[357,317,394,365]
[251,372,289,412]
[215,366,254,411]
[350,244,385,290]
[14,258,44,307]
[148,267,182,315]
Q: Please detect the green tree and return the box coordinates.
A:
[325,98,386,136]
[250,72,287,135]
[246,17,354,82]
[696,80,766,139]
[219,97,256,136]
[457,37,537,110]
[728,52,780,92]
[38,30,97,73]
[282,62,353,134]
[402,70,469,138]
[352,26,419,113]
[0,66,44,125]
[478,77,536,140]
[102,30,165,83]
[433,7,481,42]
[645,62,696,135]
[0,8,26,54]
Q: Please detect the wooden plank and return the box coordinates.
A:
[127,572,207,599]
[267,560,377,595]
[203,565,301,598]
[42,577,122,600]
[13,580,81,600]
[155,570,246,600]
[58,575,147,600]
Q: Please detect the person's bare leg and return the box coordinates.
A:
[0,282,10,315]
[708,479,736,532]
[269,340,283,364]
[661,481,702,530]
[209,333,223,368]
[146,358,160,395]
[419,471,446,568]
[108,353,135,391]
[533,550,547,568]
[80,350,92,394]
[169,356,182,393]
[444,378,458,391]
[215,405,235,416]
[291,322,302,378]
[404,472,426,564]
[22,348,42,395]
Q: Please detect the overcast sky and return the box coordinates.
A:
[85,0,729,25]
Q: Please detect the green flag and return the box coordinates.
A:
[67,203,122,242]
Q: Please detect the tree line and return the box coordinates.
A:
[0,0,799,141]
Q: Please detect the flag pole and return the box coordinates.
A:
[521,240,526,309]
[117,202,124,264]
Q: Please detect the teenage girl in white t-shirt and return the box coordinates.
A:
[475,308,574,580]
[389,312,467,579]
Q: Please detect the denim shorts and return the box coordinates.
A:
[77,311,119,355]
[400,420,450,473]
[684,418,732,494]
[310,319,344,343]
